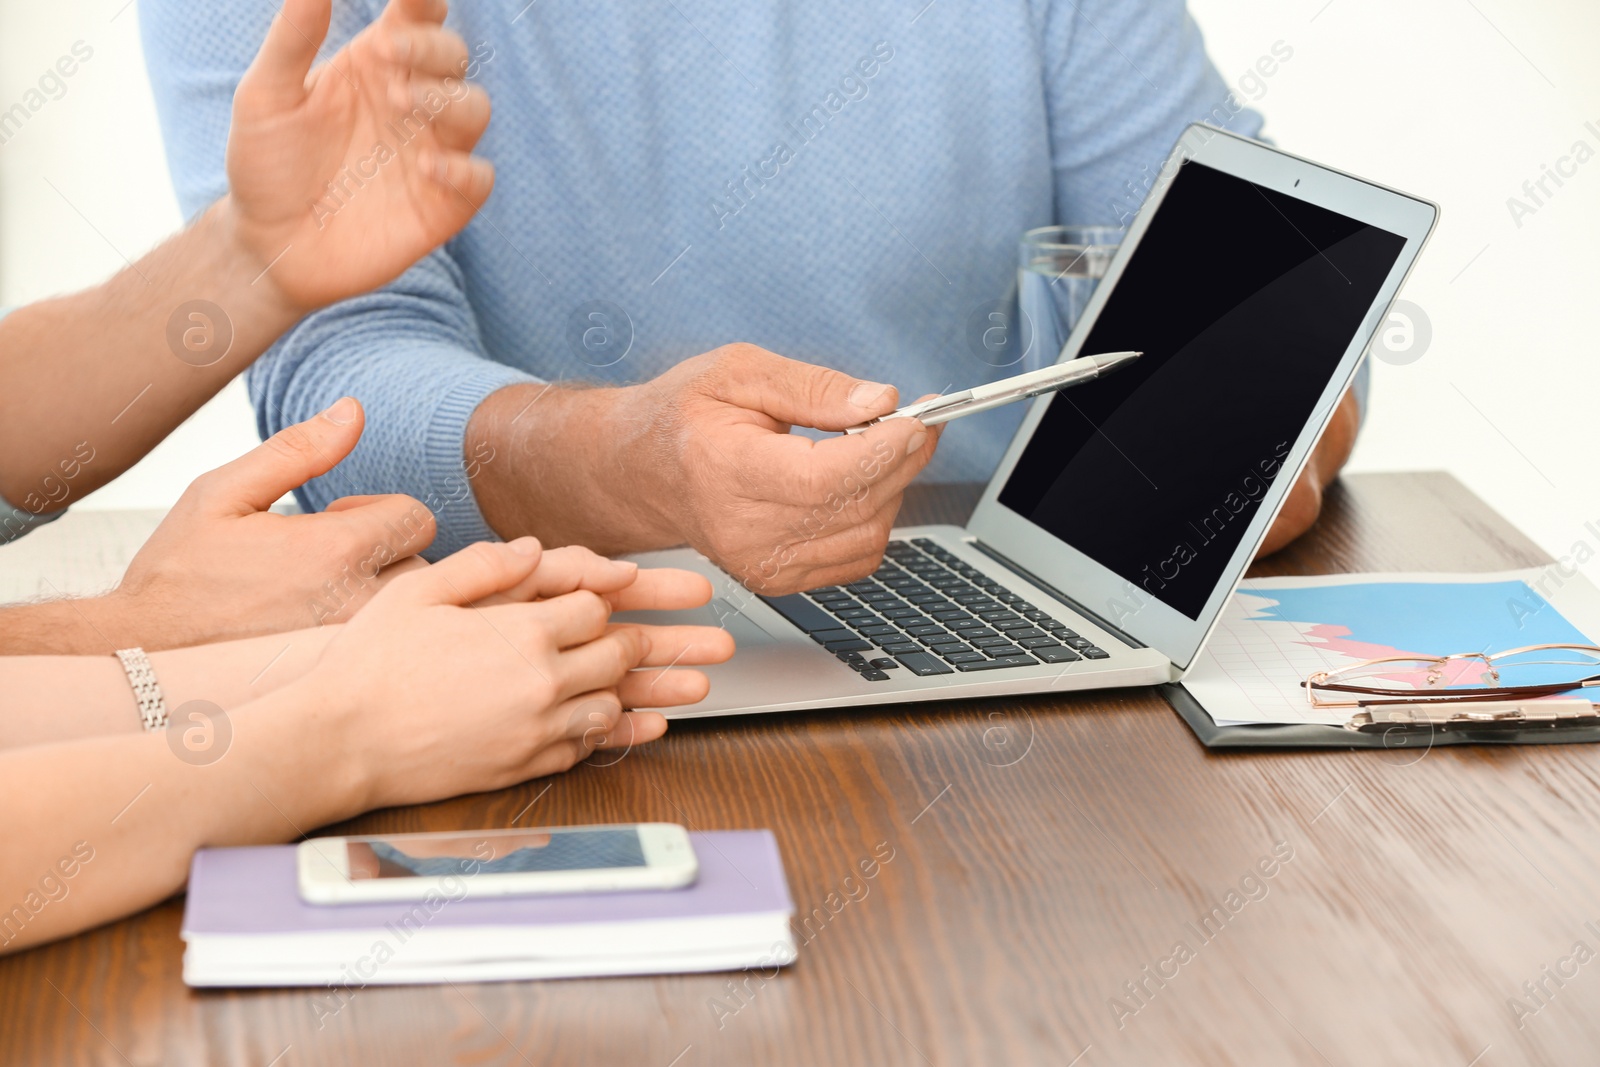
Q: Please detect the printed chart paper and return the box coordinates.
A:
[1183,570,1600,726]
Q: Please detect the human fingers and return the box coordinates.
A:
[614,710,669,746]
[521,709,668,778]
[382,537,542,607]
[184,398,363,514]
[602,568,715,612]
[236,0,330,111]
[744,491,906,595]
[499,589,614,650]
[601,621,731,708]
[617,668,711,709]
[378,24,468,79]
[549,690,623,744]
[863,416,945,498]
[324,494,388,513]
[375,555,430,584]
[551,627,649,700]
[515,691,622,777]
[402,78,491,152]
[418,149,496,211]
[746,408,932,510]
[480,562,714,616]
[321,494,437,560]
[702,344,898,431]
[583,710,670,765]
[375,0,448,30]
[558,700,671,753]
[723,417,926,594]
[488,545,639,603]
[608,623,734,667]
[798,414,942,502]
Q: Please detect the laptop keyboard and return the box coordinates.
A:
[758,538,1110,682]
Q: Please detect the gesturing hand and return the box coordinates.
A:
[224,0,494,313]
[113,397,435,649]
[472,344,945,598]
[621,346,946,594]
[301,539,735,808]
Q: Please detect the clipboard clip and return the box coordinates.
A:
[1345,698,1600,734]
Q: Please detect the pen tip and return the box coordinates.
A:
[1092,350,1142,374]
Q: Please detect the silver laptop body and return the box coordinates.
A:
[626,127,1439,719]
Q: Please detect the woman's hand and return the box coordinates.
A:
[297,539,734,809]
[475,543,735,709]
[223,0,495,315]
[0,541,730,951]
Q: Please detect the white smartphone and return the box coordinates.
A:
[296,824,698,904]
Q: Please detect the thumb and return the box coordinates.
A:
[192,397,364,513]
[387,538,544,607]
[708,346,899,431]
[236,0,331,111]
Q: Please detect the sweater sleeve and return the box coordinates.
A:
[139,0,534,556]
[246,256,539,555]
[1039,0,1267,227]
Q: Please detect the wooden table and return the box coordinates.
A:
[6,473,1600,1067]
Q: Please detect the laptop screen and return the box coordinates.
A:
[996,160,1407,620]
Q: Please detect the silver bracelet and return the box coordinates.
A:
[114,647,170,731]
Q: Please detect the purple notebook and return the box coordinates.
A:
[185,829,790,933]
[181,830,795,986]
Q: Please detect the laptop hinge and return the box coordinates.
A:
[966,538,1148,651]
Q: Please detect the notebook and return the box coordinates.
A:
[181,829,796,987]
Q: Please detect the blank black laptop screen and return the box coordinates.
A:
[997,160,1406,620]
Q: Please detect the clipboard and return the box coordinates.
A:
[1161,684,1600,750]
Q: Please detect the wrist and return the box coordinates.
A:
[101,572,203,653]
[34,595,133,655]
[76,591,136,651]
[468,382,682,552]
[206,196,312,327]
[0,591,165,656]
[256,675,378,816]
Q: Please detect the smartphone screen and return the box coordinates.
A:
[345,828,648,880]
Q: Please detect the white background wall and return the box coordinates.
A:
[1188,0,1600,571]
[2,1,1598,567]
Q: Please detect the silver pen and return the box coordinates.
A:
[843,351,1142,434]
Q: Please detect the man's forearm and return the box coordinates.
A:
[0,596,145,657]
[467,382,683,554]
[0,586,333,659]
[0,199,301,511]
[462,345,927,597]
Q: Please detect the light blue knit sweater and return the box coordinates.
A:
[141,0,1267,556]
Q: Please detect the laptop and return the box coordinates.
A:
[627,125,1439,719]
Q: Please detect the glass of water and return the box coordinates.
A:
[1018,225,1122,366]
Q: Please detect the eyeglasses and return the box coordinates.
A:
[1304,643,1600,709]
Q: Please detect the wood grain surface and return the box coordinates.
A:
[6,473,1599,1067]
